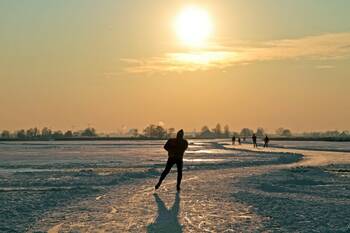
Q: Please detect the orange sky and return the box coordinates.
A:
[1,0,349,133]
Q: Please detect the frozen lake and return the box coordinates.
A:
[268,140,350,152]
[0,140,256,232]
[0,140,349,232]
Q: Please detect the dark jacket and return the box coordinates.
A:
[164,138,188,160]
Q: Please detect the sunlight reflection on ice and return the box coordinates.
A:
[183,158,225,162]
[187,149,228,154]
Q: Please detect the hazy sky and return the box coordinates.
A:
[1,0,350,133]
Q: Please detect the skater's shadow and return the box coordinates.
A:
[147,192,182,233]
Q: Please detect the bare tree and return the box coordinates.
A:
[212,123,222,137]
[276,128,292,137]
[128,128,139,137]
[52,131,64,139]
[256,127,265,137]
[81,128,97,137]
[41,127,52,138]
[64,130,73,137]
[282,129,292,137]
[1,130,10,138]
[200,126,212,138]
[26,128,39,138]
[143,125,167,138]
[240,128,254,137]
[16,129,26,139]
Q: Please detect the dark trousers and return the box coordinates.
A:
[158,157,183,187]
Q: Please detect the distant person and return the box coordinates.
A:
[238,137,241,145]
[252,134,257,148]
[232,136,236,145]
[155,129,188,192]
[243,137,246,142]
[263,135,270,148]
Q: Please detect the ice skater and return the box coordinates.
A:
[232,136,236,145]
[263,135,270,148]
[252,134,258,148]
[155,129,188,192]
[238,137,241,145]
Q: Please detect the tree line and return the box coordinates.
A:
[0,127,97,140]
[197,126,292,138]
[1,124,349,140]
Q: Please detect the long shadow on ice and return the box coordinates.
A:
[147,193,182,233]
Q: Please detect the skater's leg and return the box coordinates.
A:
[176,160,183,191]
[155,159,174,189]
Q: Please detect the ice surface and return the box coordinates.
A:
[266,140,350,152]
[0,140,349,232]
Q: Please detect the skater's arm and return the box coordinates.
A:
[164,140,171,151]
[184,140,188,150]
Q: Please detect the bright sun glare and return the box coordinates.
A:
[175,6,213,48]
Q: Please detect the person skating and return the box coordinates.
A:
[252,134,258,148]
[264,135,270,148]
[155,129,188,192]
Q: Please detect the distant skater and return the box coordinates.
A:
[232,136,236,145]
[252,134,257,148]
[155,129,188,192]
[238,137,241,145]
[263,135,270,148]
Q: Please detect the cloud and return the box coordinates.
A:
[121,33,350,74]
[103,72,122,78]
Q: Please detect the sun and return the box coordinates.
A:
[174,6,213,48]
